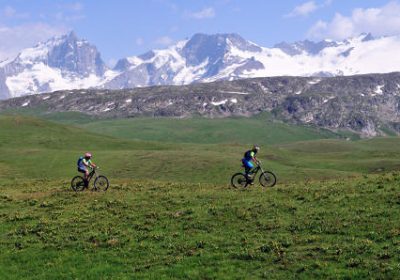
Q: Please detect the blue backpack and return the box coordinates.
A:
[77,156,84,167]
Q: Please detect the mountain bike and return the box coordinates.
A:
[71,167,109,192]
[231,160,276,189]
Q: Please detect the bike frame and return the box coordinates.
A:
[86,168,99,183]
[248,162,265,177]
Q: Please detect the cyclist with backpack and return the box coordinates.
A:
[77,152,96,184]
[242,145,260,182]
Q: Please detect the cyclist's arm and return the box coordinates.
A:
[89,160,96,168]
[250,151,257,163]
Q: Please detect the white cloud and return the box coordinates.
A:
[186,7,215,19]
[155,36,174,46]
[2,5,29,19]
[308,1,400,40]
[286,1,318,17]
[53,2,85,22]
[0,23,67,61]
[285,0,333,18]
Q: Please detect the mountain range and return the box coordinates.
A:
[2,72,400,137]
[1,31,400,99]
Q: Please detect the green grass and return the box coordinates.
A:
[0,174,399,279]
[0,115,399,183]
[0,114,400,278]
[77,113,347,145]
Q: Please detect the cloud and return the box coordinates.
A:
[53,2,85,22]
[0,23,67,61]
[155,36,174,46]
[308,1,400,40]
[54,12,85,22]
[57,2,84,12]
[285,1,318,17]
[285,0,333,18]
[185,7,215,19]
[2,5,29,19]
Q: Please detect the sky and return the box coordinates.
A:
[0,0,399,66]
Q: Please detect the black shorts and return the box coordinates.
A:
[78,167,87,173]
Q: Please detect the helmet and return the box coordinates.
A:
[84,152,92,158]
[253,145,260,151]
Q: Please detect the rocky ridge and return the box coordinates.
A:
[1,72,400,137]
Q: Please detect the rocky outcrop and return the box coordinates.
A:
[2,73,400,137]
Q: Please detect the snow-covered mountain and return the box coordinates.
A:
[108,32,400,89]
[2,31,400,99]
[0,32,116,99]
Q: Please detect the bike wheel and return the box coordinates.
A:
[259,171,277,188]
[231,173,249,188]
[94,175,109,191]
[71,176,86,192]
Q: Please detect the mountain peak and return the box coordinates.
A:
[182,32,261,66]
[45,31,107,76]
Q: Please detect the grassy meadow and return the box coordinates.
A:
[0,113,399,279]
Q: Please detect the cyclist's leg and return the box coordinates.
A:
[242,160,254,180]
[78,167,89,186]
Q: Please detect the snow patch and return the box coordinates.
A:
[230,98,238,103]
[308,79,321,85]
[102,102,115,112]
[211,99,228,106]
[295,90,302,95]
[374,84,384,95]
[42,95,50,100]
[303,113,314,123]
[219,91,250,95]
[21,101,30,107]
[125,98,132,103]
[323,96,335,103]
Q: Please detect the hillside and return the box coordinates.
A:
[0,115,400,183]
[0,114,400,278]
[2,72,400,137]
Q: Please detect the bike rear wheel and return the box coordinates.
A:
[71,176,86,192]
[94,175,109,191]
[231,173,249,188]
[259,171,277,188]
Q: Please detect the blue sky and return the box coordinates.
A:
[0,0,399,66]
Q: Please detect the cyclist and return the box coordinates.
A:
[242,145,260,182]
[77,152,96,183]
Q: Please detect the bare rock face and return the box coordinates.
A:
[2,72,400,137]
[47,31,107,76]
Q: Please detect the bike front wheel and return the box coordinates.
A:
[94,175,109,191]
[259,171,277,188]
[231,173,249,188]
[71,176,86,192]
